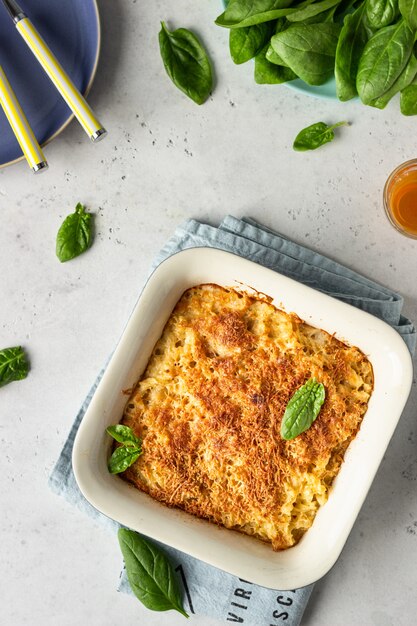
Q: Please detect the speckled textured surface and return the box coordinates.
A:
[1,1,417,625]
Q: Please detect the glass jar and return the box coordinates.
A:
[383,159,417,239]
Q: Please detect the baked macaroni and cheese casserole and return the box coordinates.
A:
[118,284,374,550]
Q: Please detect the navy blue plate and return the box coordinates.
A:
[0,0,100,167]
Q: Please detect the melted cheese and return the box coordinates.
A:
[120,284,374,550]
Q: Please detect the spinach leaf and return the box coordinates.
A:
[159,22,212,105]
[281,378,325,440]
[399,0,417,30]
[401,81,417,114]
[106,425,143,474]
[300,5,339,24]
[370,53,417,108]
[118,529,189,617]
[271,23,341,85]
[229,22,272,64]
[366,0,399,29]
[286,0,342,23]
[357,20,414,104]
[335,2,369,101]
[216,0,300,28]
[266,44,289,66]
[56,203,93,263]
[293,120,349,151]
[255,43,297,82]
[265,17,290,65]
[0,346,29,387]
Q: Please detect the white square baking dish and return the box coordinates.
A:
[72,247,413,590]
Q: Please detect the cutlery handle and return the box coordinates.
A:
[0,64,47,172]
[16,17,107,142]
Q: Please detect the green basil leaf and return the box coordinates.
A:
[106,424,143,473]
[357,20,414,104]
[106,424,141,446]
[56,203,93,263]
[400,82,417,115]
[335,3,369,101]
[108,446,142,474]
[281,378,325,440]
[286,0,342,23]
[255,43,297,83]
[366,0,399,29]
[118,529,189,617]
[159,22,212,105]
[399,0,417,30]
[215,0,300,29]
[370,52,417,108]
[0,346,29,387]
[229,22,273,64]
[293,120,349,151]
[271,23,341,85]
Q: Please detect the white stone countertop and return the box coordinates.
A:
[1,1,417,625]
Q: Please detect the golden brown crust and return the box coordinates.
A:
[120,284,374,550]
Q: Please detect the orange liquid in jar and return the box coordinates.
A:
[384,160,417,238]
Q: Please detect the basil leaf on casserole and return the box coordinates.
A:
[281,378,325,440]
[106,425,143,474]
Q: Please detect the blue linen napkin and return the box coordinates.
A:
[49,216,415,626]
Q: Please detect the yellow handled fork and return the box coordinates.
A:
[0,64,47,172]
[2,0,107,142]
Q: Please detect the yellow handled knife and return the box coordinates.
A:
[2,0,107,142]
[0,63,47,172]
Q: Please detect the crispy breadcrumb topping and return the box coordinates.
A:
[120,284,373,550]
